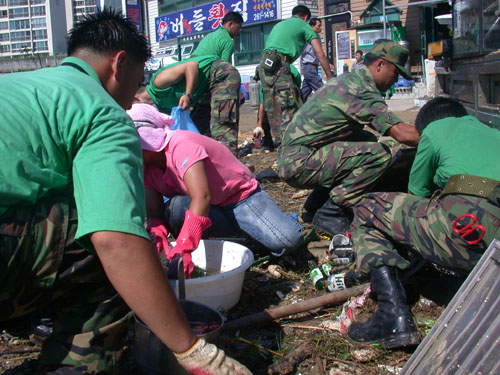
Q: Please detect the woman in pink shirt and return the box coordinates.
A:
[128,103,303,277]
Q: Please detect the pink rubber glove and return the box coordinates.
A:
[168,210,212,278]
[147,218,170,256]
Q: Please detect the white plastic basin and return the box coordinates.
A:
[169,240,254,312]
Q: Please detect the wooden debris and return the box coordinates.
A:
[292,189,310,199]
[351,347,379,362]
[267,343,314,374]
[311,356,327,375]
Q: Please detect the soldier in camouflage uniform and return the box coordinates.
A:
[347,97,500,349]
[278,40,419,236]
[0,10,250,375]
[258,5,332,144]
[140,55,241,155]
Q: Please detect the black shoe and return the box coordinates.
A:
[348,266,421,349]
[301,188,330,223]
[311,200,351,237]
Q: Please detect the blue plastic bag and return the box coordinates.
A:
[170,106,200,134]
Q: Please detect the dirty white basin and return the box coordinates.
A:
[169,240,254,312]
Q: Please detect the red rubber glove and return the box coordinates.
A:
[147,218,170,256]
[168,210,212,278]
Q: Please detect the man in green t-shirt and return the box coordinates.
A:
[258,5,333,144]
[0,9,250,375]
[191,11,243,63]
[139,55,241,155]
[346,97,500,349]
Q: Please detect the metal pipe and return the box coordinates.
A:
[223,284,369,330]
[383,0,387,38]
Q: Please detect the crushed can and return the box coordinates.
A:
[326,272,347,292]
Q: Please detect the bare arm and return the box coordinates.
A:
[310,38,333,80]
[145,187,165,221]
[183,160,211,217]
[91,231,197,353]
[388,122,420,147]
[153,61,199,110]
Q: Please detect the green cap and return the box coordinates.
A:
[369,40,411,80]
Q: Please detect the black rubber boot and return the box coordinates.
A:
[311,199,351,237]
[347,266,421,349]
[301,188,330,223]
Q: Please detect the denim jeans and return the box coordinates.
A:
[164,187,303,255]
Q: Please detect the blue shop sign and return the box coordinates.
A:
[155,0,277,42]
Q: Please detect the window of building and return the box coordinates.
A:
[11,42,30,53]
[0,44,10,52]
[8,7,29,18]
[0,10,7,18]
[158,0,200,16]
[0,0,6,6]
[33,29,47,40]
[0,33,9,41]
[31,6,46,17]
[9,19,30,30]
[0,21,8,30]
[10,30,30,41]
[31,17,46,28]
[483,0,500,50]
[34,40,47,51]
[453,0,480,55]
[7,0,28,6]
[234,21,277,66]
[31,0,45,4]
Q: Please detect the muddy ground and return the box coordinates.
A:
[0,100,466,374]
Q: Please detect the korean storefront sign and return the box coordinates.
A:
[155,0,277,42]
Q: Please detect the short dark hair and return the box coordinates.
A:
[67,8,151,63]
[355,50,363,56]
[309,17,320,27]
[292,5,311,19]
[222,11,244,25]
[362,52,379,66]
[415,97,468,135]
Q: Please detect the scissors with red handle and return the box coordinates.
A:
[452,213,485,245]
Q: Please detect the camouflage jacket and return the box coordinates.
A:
[281,65,401,149]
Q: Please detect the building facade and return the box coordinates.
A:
[0,0,68,57]
[145,0,317,78]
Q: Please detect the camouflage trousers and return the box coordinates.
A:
[259,60,303,142]
[277,136,392,207]
[350,191,500,276]
[190,60,240,155]
[0,194,131,374]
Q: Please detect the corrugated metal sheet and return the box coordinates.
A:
[401,239,500,375]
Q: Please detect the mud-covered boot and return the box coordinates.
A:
[311,199,351,237]
[347,265,421,349]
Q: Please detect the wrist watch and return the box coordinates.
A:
[183,93,194,101]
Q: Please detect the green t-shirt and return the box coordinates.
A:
[0,57,149,245]
[409,116,500,197]
[147,55,219,114]
[191,26,234,63]
[263,16,319,62]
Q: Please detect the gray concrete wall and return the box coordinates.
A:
[0,56,65,73]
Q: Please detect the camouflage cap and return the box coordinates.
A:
[369,40,411,80]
